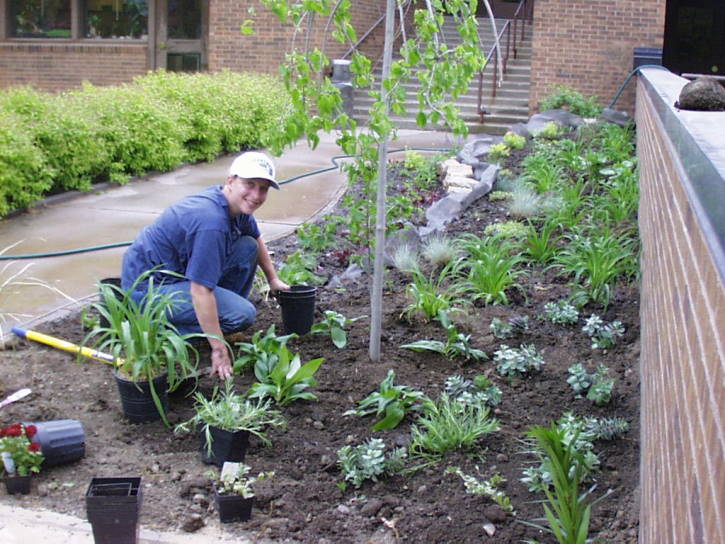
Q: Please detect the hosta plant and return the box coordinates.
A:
[344,369,426,431]
[337,438,407,489]
[232,324,296,374]
[401,311,487,362]
[310,310,364,349]
[247,346,324,406]
[494,344,545,378]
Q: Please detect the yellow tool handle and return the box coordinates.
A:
[13,327,123,367]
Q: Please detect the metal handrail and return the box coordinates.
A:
[341,0,413,60]
[477,0,534,123]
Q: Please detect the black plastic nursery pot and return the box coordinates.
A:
[277,285,317,335]
[114,373,168,423]
[200,426,250,467]
[86,477,142,544]
[4,474,32,495]
[215,493,253,523]
[26,419,85,467]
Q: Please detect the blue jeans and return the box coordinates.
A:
[130,235,258,336]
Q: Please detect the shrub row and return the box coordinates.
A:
[0,70,291,217]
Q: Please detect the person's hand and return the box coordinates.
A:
[210,347,233,380]
[269,277,291,294]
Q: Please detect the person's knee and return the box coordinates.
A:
[220,298,256,333]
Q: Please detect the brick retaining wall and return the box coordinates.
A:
[636,68,724,544]
[531,0,665,114]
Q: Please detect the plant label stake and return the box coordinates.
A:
[0,388,31,409]
[11,327,124,367]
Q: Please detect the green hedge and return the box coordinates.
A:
[0,70,290,217]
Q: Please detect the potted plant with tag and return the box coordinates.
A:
[0,423,44,494]
[84,270,204,426]
[212,462,274,523]
[175,379,286,467]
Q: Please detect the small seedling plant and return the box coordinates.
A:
[247,345,324,406]
[401,311,487,362]
[337,438,407,489]
[345,369,426,431]
[582,314,625,349]
[446,466,513,513]
[401,262,469,322]
[444,374,502,408]
[212,462,275,498]
[490,315,530,339]
[493,344,545,378]
[541,300,579,325]
[310,310,364,349]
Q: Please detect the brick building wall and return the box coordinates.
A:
[0,42,148,92]
[636,69,724,544]
[208,0,389,75]
[530,0,665,114]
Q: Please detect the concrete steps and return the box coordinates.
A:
[353,16,532,134]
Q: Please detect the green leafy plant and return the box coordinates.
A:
[277,250,325,286]
[0,423,44,476]
[409,394,500,459]
[523,424,607,544]
[494,344,545,378]
[446,467,513,513]
[586,366,615,406]
[566,364,593,396]
[484,220,531,240]
[538,85,603,118]
[444,374,502,408]
[487,142,510,163]
[344,369,426,431]
[458,237,526,306]
[232,324,296,374]
[175,379,286,453]
[296,216,344,254]
[310,310,364,349]
[337,438,407,489]
[582,314,625,349]
[212,462,275,498]
[503,131,526,150]
[586,417,629,440]
[536,121,565,140]
[247,346,324,406]
[84,271,203,426]
[488,190,513,202]
[401,262,468,322]
[542,300,579,325]
[401,311,487,362]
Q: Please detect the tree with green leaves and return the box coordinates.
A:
[259,0,488,361]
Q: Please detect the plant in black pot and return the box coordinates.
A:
[0,423,44,494]
[175,379,286,467]
[83,271,204,426]
[211,462,274,523]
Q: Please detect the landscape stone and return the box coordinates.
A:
[527,108,584,135]
[675,77,725,111]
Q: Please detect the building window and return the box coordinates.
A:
[84,0,147,39]
[10,0,72,38]
[168,0,200,40]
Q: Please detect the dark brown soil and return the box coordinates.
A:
[0,158,640,544]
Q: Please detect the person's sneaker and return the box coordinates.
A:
[223,331,246,344]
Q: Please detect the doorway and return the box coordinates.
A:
[154,0,207,72]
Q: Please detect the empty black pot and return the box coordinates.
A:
[277,285,317,335]
[86,477,141,544]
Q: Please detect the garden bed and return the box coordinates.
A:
[0,136,640,544]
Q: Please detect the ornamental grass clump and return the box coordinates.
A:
[409,394,500,460]
[174,379,286,452]
[421,234,458,268]
[0,423,44,476]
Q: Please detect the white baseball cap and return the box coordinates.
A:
[228,151,279,190]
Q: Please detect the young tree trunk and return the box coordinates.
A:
[369,0,397,362]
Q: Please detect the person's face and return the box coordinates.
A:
[225,176,270,216]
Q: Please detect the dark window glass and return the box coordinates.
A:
[167,52,200,72]
[84,0,148,39]
[11,0,71,38]
[168,0,201,40]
